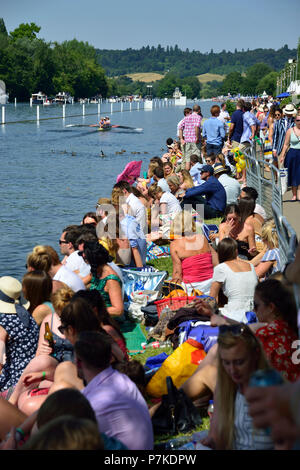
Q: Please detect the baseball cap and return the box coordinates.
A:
[200,165,214,175]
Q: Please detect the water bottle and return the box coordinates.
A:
[165,436,190,450]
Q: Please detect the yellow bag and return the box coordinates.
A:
[146,339,206,398]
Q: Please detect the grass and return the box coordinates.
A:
[197,73,225,84]
[126,72,165,83]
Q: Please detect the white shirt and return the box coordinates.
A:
[53,265,86,292]
[126,193,147,232]
[255,203,266,220]
[218,110,230,124]
[65,250,91,277]
[218,173,241,204]
[160,192,182,214]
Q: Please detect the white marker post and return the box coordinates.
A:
[37,105,40,122]
[98,100,101,115]
[121,101,123,112]
[1,106,5,124]
[83,104,85,116]
[14,98,17,107]
[30,98,33,107]
[111,102,113,114]
[130,101,132,112]
[63,104,66,119]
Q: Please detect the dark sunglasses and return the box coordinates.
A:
[59,240,69,245]
[219,324,249,337]
[58,324,69,335]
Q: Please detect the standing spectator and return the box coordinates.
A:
[272,104,295,168]
[176,107,192,138]
[228,99,245,148]
[178,104,202,170]
[202,105,226,155]
[218,102,231,135]
[240,102,256,154]
[280,111,300,201]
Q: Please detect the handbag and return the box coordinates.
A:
[151,376,202,436]
[279,167,288,195]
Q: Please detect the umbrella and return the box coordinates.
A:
[276,92,290,98]
[116,160,142,185]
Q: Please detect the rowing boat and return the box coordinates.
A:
[98,125,112,132]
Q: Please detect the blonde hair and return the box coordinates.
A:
[166,174,180,188]
[147,183,162,199]
[51,286,74,314]
[27,245,52,272]
[215,153,226,167]
[148,161,160,178]
[215,325,270,450]
[261,219,278,249]
[179,170,194,189]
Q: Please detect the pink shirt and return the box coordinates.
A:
[179,112,202,143]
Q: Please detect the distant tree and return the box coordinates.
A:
[10,22,41,41]
[243,63,273,94]
[221,71,244,95]
[257,71,278,96]
[0,18,8,35]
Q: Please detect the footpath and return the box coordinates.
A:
[283,189,300,240]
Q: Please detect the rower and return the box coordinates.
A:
[99,117,105,128]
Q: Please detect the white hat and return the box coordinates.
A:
[283,104,296,116]
[0,276,30,313]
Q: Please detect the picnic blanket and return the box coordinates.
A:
[120,319,146,355]
[146,241,170,262]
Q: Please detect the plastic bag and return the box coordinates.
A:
[280,168,288,195]
[146,338,206,397]
[127,290,160,322]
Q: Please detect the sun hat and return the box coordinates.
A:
[283,104,296,116]
[214,163,227,176]
[0,276,30,314]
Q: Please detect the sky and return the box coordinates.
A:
[1,0,300,53]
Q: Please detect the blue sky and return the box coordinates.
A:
[2,0,300,52]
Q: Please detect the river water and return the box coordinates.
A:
[0,99,216,280]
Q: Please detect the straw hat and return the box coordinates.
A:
[283,104,296,116]
[0,276,30,314]
[214,163,227,176]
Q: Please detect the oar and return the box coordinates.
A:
[111,125,143,131]
[65,124,97,128]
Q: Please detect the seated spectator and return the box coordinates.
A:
[189,154,205,186]
[112,181,147,233]
[201,324,274,450]
[213,164,241,205]
[180,165,227,219]
[80,241,124,316]
[250,219,282,279]
[202,105,226,155]
[166,174,185,199]
[178,169,194,190]
[26,245,86,292]
[210,238,258,322]
[153,166,170,193]
[23,415,104,450]
[0,277,39,394]
[22,271,54,326]
[148,183,182,217]
[74,331,154,450]
[239,186,266,222]
[163,161,175,179]
[237,197,264,253]
[218,204,257,259]
[170,211,218,294]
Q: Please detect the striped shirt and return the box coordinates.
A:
[261,248,282,278]
[178,112,202,142]
[272,117,295,154]
[233,391,274,450]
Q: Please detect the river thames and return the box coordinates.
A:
[0,99,217,280]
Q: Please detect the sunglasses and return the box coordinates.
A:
[59,240,68,245]
[219,324,249,337]
[295,120,300,123]
[58,324,69,335]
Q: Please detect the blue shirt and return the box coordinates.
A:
[190,162,205,186]
[202,117,226,145]
[185,176,227,212]
[241,111,256,143]
[231,109,244,143]
[120,215,147,266]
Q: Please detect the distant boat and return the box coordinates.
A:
[31,91,47,104]
[173,87,187,106]
[53,92,73,104]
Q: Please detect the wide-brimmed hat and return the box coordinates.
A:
[0,276,30,314]
[214,164,227,176]
[283,104,296,116]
